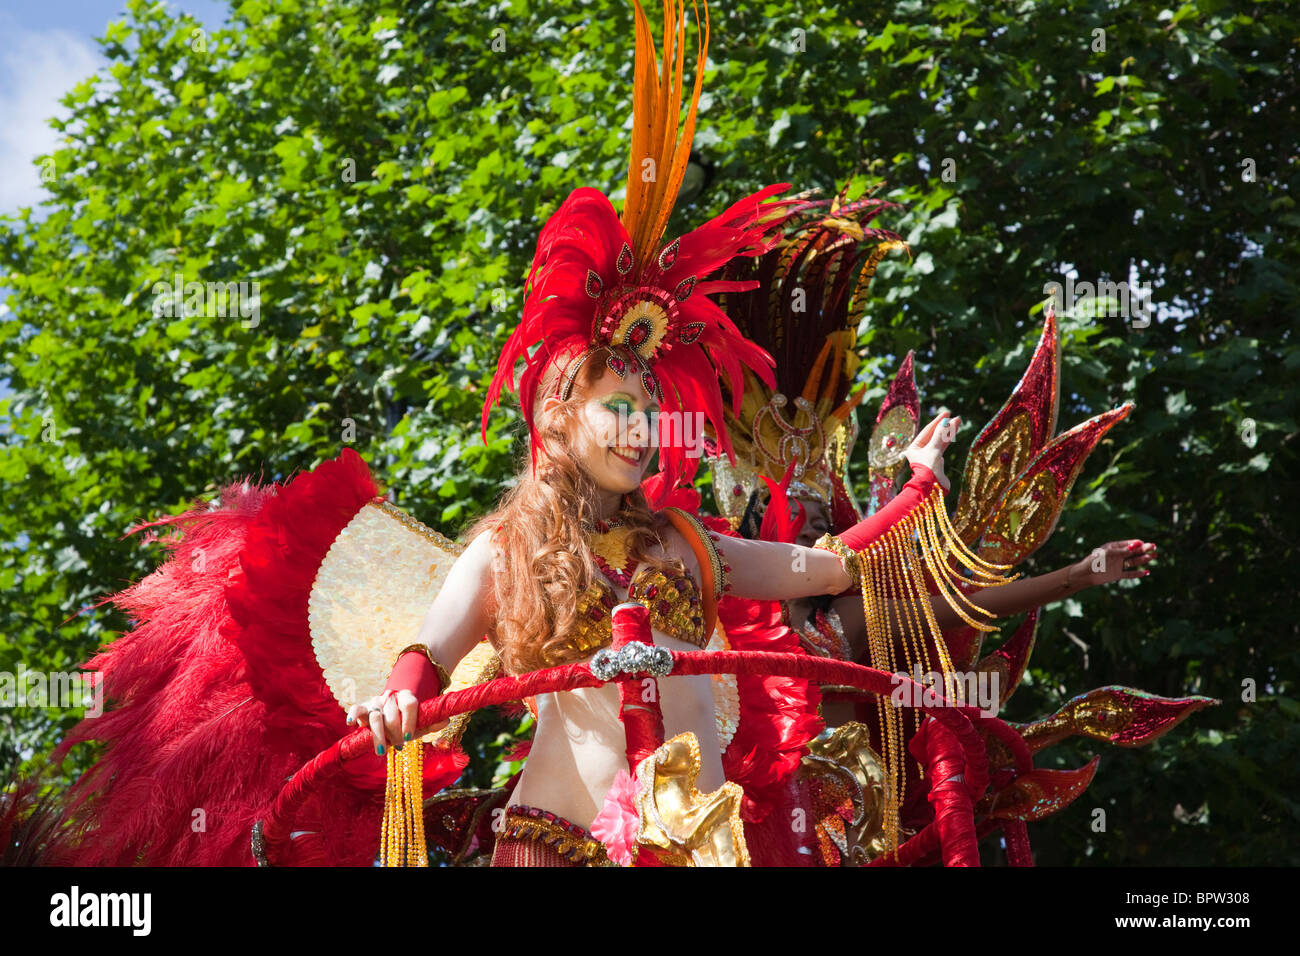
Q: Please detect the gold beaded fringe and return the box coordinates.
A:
[381,742,428,866]
[817,485,1017,859]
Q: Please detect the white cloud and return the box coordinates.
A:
[0,17,102,216]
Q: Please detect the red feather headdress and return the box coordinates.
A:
[480,0,797,490]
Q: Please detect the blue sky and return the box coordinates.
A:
[0,1,231,405]
[0,0,230,217]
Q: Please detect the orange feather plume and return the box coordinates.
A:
[622,0,709,267]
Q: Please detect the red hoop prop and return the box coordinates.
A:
[255,648,1040,868]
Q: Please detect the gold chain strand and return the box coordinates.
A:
[381,747,397,866]
[910,505,962,677]
[835,489,1019,863]
[888,521,925,791]
[407,743,427,866]
[919,514,998,634]
[893,516,940,778]
[381,743,429,867]
[917,500,1002,633]
[878,522,909,822]
[402,749,411,865]
[859,532,901,857]
[934,492,1020,576]
[856,545,884,841]
[878,527,906,855]
[881,523,940,762]
[884,520,934,684]
[877,523,919,766]
[898,516,932,673]
[857,538,884,815]
[401,747,412,865]
[904,502,977,785]
[934,508,1016,584]
[925,484,1017,580]
[923,486,1012,586]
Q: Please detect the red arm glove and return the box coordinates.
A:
[838,465,938,551]
[384,647,444,702]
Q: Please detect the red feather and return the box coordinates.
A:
[482,181,795,482]
[45,450,466,866]
[759,462,807,544]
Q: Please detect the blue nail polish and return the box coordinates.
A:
[377,745,385,755]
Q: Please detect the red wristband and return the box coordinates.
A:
[384,650,442,702]
[908,464,937,485]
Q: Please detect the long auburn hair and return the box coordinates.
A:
[464,345,687,675]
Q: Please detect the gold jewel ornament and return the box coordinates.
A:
[633,732,750,866]
[499,808,612,867]
[812,532,860,585]
[587,524,636,577]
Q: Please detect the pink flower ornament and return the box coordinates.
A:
[589,769,641,866]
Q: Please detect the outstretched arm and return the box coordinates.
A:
[926,539,1158,629]
[713,533,852,601]
[832,539,1158,659]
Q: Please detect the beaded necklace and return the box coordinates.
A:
[587,514,638,589]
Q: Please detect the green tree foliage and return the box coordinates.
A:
[1,0,1294,864]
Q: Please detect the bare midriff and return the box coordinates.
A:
[508,627,723,831]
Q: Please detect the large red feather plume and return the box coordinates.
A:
[43,450,466,866]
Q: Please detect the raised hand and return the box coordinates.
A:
[905,410,962,492]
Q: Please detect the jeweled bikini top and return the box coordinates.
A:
[535,506,727,671]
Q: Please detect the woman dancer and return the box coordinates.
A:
[350,324,962,863]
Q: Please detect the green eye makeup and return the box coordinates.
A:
[602,397,635,414]
[599,393,659,417]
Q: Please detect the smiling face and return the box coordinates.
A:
[545,357,661,496]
